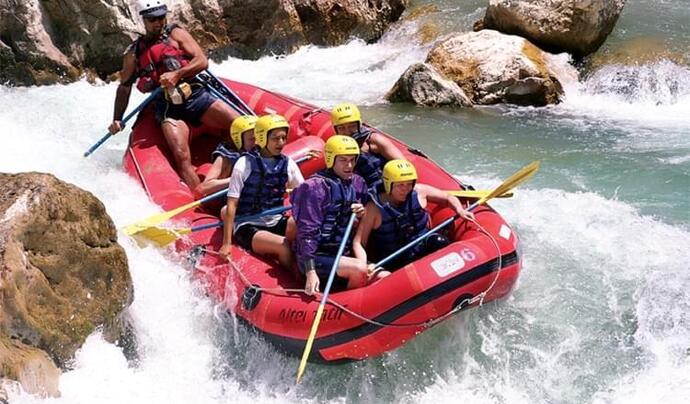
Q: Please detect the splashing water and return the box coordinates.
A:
[2,2,690,403]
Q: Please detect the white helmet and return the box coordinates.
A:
[136,0,168,18]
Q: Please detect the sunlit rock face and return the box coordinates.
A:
[390,30,578,107]
[0,0,409,86]
[0,172,133,397]
[481,0,627,58]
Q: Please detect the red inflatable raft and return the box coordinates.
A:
[122,78,522,363]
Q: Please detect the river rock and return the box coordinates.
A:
[0,0,408,86]
[412,30,577,106]
[385,63,472,107]
[0,172,132,395]
[0,338,60,398]
[480,0,627,58]
[585,36,689,72]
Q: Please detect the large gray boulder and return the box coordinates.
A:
[0,0,409,86]
[386,63,473,107]
[480,0,627,58]
[0,172,133,397]
[389,30,578,107]
[0,337,60,398]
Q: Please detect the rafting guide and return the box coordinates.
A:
[107,0,239,189]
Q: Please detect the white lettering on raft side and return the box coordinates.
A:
[499,224,511,240]
[431,252,465,278]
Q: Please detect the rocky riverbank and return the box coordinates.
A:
[0,173,132,397]
[0,0,408,86]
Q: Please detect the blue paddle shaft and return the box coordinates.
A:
[189,154,308,228]
[189,205,292,233]
[205,70,255,116]
[374,201,482,268]
[198,188,228,205]
[203,84,245,116]
[374,215,456,268]
[84,87,162,157]
[198,155,309,206]
[319,213,357,303]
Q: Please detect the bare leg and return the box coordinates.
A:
[200,99,240,130]
[161,118,199,189]
[336,257,368,289]
[251,231,293,268]
[285,217,297,243]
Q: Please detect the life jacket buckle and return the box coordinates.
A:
[164,82,192,105]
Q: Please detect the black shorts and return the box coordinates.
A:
[234,216,288,252]
[155,85,217,127]
[374,233,450,271]
[313,254,349,291]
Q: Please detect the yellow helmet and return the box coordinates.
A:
[324,135,360,168]
[330,102,361,128]
[254,114,289,148]
[229,115,258,150]
[383,159,418,194]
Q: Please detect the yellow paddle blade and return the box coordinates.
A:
[476,161,540,207]
[447,189,513,199]
[129,226,193,248]
[122,199,203,236]
[296,304,326,383]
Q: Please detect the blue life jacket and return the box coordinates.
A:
[353,129,386,189]
[211,141,240,164]
[315,170,367,256]
[236,150,289,216]
[368,190,429,264]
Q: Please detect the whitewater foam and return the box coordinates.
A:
[2,10,690,402]
[211,20,429,107]
[421,176,690,404]
[557,60,690,133]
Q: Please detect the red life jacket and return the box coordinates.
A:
[132,24,191,93]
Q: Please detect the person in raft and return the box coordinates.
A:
[353,159,475,274]
[194,115,257,198]
[330,102,405,189]
[290,135,370,295]
[108,0,239,189]
[218,114,304,267]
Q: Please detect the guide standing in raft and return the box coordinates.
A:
[108,0,239,189]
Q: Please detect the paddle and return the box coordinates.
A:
[84,87,162,157]
[202,82,246,116]
[374,161,540,269]
[204,70,255,116]
[123,188,227,236]
[123,155,311,237]
[130,205,293,247]
[447,189,513,199]
[296,213,357,383]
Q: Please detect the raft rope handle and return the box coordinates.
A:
[197,216,502,329]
